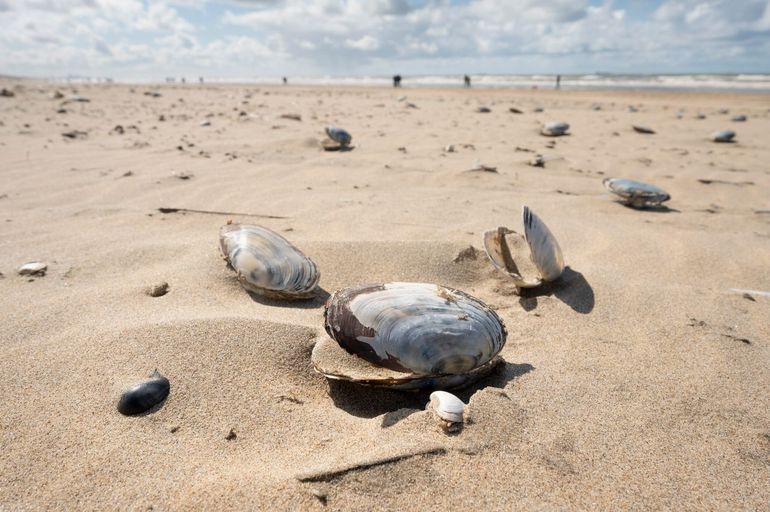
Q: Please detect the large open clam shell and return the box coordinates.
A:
[482,206,565,288]
[219,223,320,299]
[312,282,507,390]
[603,178,670,208]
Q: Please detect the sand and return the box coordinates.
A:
[0,80,769,510]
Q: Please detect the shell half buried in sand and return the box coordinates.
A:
[219,223,320,300]
[711,130,736,143]
[603,178,671,209]
[311,282,507,390]
[540,121,570,136]
[482,206,565,288]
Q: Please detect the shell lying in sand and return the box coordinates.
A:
[117,370,170,415]
[603,178,670,208]
[711,130,735,143]
[632,125,655,134]
[312,282,507,390]
[219,223,320,300]
[541,121,569,137]
[482,206,565,288]
[324,126,351,146]
[428,391,466,433]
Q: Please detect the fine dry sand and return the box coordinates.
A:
[1,80,769,510]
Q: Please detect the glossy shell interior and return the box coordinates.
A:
[312,282,507,389]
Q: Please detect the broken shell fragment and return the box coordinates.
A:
[603,178,670,208]
[632,125,655,134]
[541,121,569,137]
[219,223,320,300]
[711,130,735,143]
[482,206,565,288]
[312,282,507,390]
[117,370,170,415]
[731,115,747,122]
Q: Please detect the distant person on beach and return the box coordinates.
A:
[283,77,288,85]
[199,77,204,83]
[556,75,561,90]
[181,77,186,84]
[464,75,471,87]
[393,75,402,87]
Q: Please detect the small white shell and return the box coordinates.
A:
[17,261,47,276]
[541,121,569,136]
[482,206,565,288]
[429,391,465,423]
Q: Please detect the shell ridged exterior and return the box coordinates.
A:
[603,178,670,208]
[325,126,352,146]
[219,224,320,299]
[323,282,507,377]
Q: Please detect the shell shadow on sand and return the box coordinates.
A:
[620,203,680,213]
[518,267,595,314]
[247,286,332,309]
[325,361,535,426]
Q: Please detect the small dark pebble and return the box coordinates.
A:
[742,293,756,302]
[454,246,478,263]
[311,489,327,505]
[225,429,237,441]
[170,426,180,433]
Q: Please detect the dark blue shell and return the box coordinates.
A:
[117,371,170,415]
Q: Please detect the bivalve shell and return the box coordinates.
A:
[603,178,670,209]
[219,223,320,299]
[711,130,735,143]
[540,121,569,137]
[312,282,507,390]
[482,206,565,288]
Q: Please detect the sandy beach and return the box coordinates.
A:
[1,80,769,510]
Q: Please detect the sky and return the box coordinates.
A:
[1,0,769,80]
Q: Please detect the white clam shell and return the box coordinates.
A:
[429,391,465,423]
[603,178,670,208]
[541,121,569,136]
[219,224,320,299]
[482,206,565,288]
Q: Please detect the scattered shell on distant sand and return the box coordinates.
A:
[711,130,736,143]
[1,88,16,98]
[146,282,169,297]
[482,206,565,288]
[731,115,747,122]
[603,178,670,209]
[322,126,352,151]
[467,161,498,173]
[477,106,491,113]
[219,223,320,300]
[428,391,466,433]
[509,107,523,114]
[117,370,170,415]
[632,125,655,134]
[311,282,507,390]
[199,120,211,127]
[528,155,546,167]
[17,261,47,276]
[627,106,639,113]
[540,121,569,137]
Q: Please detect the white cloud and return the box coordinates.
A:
[0,0,768,78]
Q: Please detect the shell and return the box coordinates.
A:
[219,223,320,299]
[603,178,670,208]
[429,391,465,423]
[325,126,351,146]
[711,130,735,143]
[731,115,747,122]
[632,125,655,134]
[17,261,47,276]
[117,370,170,415]
[477,106,491,113]
[482,206,565,288]
[312,282,507,390]
[541,121,569,137]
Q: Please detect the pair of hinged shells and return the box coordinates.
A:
[219,206,565,391]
